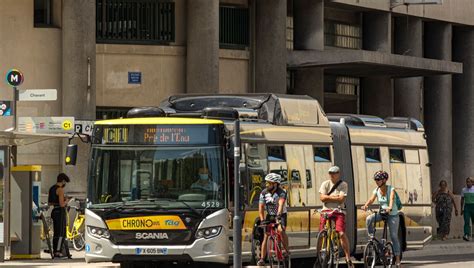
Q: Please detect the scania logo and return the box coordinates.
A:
[136,233,169,240]
[164,220,180,226]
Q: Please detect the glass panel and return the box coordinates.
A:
[365,147,381,163]
[267,146,286,162]
[246,144,268,208]
[314,146,331,162]
[89,146,226,210]
[389,149,405,163]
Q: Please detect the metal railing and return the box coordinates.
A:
[96,0,175,45]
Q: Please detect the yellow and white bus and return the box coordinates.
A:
[83,94,431,267]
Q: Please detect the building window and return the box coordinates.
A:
[389,149,405,163]
[96,107,130,120]
[314,146,331,162]
[365,147,381,163]
[286,16,294,50]
[96,0,175,45]
[34,0,53,27]
[325,20,361,49]
[219,6,249,49]
[267,146,286,162]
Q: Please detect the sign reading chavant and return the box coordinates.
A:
[18,117,75,134]
[18,89,57,101]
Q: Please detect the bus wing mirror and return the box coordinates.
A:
[65,144,78,166]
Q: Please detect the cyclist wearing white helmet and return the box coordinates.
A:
[257,173,289,266]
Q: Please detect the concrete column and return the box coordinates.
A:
[293,68,324,105]
[452,27,474,193]
[255,0,287,93]
[393,17,423,121]
[361,12,392,117]
[361,77,393,118]
[292,0,323,104]
[424,22,453,189]
[186,0,219,94]
[293,0,323,51]
[62,0,96,195]
[363,12,391,53]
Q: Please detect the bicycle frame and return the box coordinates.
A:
[65,207,85,240]
[266,223,286,261]
[320,212,340,260]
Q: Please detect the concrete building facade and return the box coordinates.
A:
[0,0,473,198]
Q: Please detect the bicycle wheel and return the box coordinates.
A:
[363,241,377,268]
[267,236,281,268]
[250,227,262,264]
[383,242,395,268]
[41,215,54,259]
[315,230,330,268]
[330,233,340,268]
[72,232,85,251]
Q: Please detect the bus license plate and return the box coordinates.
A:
[135,248,168,255]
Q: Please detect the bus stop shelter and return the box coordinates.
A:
[0,131,70,261]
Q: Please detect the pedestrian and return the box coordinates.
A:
[48,173,72,258]
[461,177,474,241]
[432,180,458,240]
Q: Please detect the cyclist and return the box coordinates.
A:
[319,166,353,267]
[257,173,288,266]
[361,170,401,267]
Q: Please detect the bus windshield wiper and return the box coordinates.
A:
[148,198,201,218]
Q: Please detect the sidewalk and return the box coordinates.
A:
[0,251,118,268]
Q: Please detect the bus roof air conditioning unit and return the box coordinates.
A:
[127,107,166,118]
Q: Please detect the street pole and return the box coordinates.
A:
[11,87,18,131]
[233,120,242,268]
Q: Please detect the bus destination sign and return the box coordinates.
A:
[99,125,219,145]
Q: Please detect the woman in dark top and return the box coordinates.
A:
[48,173,71,258]
[432,180,458,240]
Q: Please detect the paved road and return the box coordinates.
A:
[0,239,472,267]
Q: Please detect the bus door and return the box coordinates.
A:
[283,144,313,250]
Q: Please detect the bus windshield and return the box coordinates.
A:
[88,145,226,210]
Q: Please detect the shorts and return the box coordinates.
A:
[319,211,346,233]
[266,213,287,229]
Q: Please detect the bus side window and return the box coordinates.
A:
[246,144,268,208]
[389,148,405,163]
[365,147,381,163]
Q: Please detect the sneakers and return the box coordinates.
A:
[257,259,265,266]
[463,234,471,241]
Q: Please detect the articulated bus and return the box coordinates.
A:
[83,94,432,267]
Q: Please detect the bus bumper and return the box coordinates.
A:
[85,209,230,264]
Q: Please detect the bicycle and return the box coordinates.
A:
[37,203,54,259]
[65,199,86,251]
[363,207,395,268]
[258,220,291,268]
[314,208,344,268]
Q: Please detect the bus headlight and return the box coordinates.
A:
[87,226,110,239]
[195,226,222,239]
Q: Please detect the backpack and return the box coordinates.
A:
[394,188,403,210]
